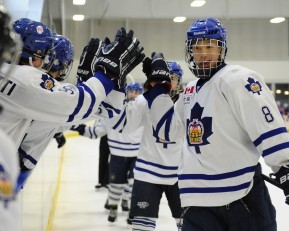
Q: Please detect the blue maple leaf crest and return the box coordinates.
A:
[40,74,55,92]
[245,77,262,95]
[186,102,213,154]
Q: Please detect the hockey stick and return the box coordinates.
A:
[262,174,282,189]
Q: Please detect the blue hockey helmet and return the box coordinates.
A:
[126,82,143,93]
[167,61,183,99]
[185,18,227,79]
[12,18,33,38]
[14,20,55,72]
[51,34,74,81]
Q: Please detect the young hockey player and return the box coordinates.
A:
[108,62,184,230]
[143,18,289,231]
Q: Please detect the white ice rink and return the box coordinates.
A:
[20,134,288,231]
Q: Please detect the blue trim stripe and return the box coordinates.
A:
[178,165,256,180]
[179,182,251,194]
[155,106,174,140]
[101,101,121,117]
[18,147,38,165]
[80,84,96,119]
[107,138,140,146]
[132,219,156,228]
[253,127,288,147]
[137,158,178,170]
[134,166,177,178]
[67,86,84,122]
[112,110,126,130]
[262,142,289,157]
[109,145,139,151]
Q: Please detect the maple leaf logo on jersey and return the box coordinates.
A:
[186,102,213,154]
[245,77,262,95]
[40,74,55,92]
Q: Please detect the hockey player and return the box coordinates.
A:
[0,7,22,231]
[0,18,144,151]
[16,30,127,191]
[72,82,144,223]
[143,18,289,230]
[16,32,75,190]
[108,62,184,230]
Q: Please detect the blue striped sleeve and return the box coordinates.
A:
[67,86,84,122]
[93,71,114,95]
[253,127,288,147]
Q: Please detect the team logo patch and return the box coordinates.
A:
[137,201,149,209]
[188,119,204,144]
[245,77,262,95]
[36,25,44,34]
[186,102,213,154]
[40,74,55,92]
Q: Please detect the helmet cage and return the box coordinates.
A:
[51,35,74,81]
[186,38,226,79]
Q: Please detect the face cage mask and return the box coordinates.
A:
[185,38,226,79]
[58,60,74,81]
[29,48,56,73]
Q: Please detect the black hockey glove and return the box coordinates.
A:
[77,38,101,82]
[70,124,86,136]
[94,27,145,88]
[143,52,171,91]
[53,132,66,149]
[271,166,289,205]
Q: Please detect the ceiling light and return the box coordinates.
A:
[73,0,86,5]
[73,15,84,21]
[270,17,285,23]
[173,16,186,23]
[276,89,282,94]
[190,0,206,7]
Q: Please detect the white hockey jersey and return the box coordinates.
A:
[19,89,125,170]
[149,64,289,207]
[83,103,144,158]
[0,63,113,148]
[111,95,183,185]
[0,129,20,231]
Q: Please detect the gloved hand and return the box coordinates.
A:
[272,165,289,205]
[143,52,171,91]
[70,124,86,136]
[94,27,145,88]
[53,132,66,148]
[77,38,101,82]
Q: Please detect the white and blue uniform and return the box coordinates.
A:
[148,64,289,207]
[112,94,182,185]
[111,94,183,230]
[0,63,114,149]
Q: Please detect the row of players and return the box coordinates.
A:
[0,6,289,231]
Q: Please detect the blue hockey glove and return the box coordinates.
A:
[94,27,145,88]
[143,52,171,91]
[271,165,289,205]
[70,124,86,136]
[53,132,66,148]
[77,38,101,82]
